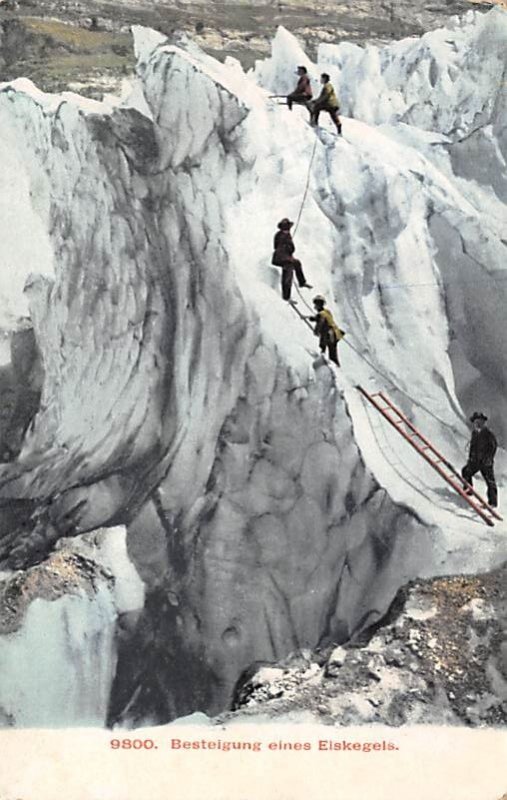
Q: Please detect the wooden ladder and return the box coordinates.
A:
[357,386,502,527]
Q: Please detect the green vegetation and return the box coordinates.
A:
[23,16,130,49]
[0,16,135,97]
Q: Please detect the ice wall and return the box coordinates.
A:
[0,91,55,333]
[0,588,116,727]
[254,10,507,439]
[0,527,144,727]
[0,9,505,725]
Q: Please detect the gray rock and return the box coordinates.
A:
[328,646,347,667]
[498,641,507,680]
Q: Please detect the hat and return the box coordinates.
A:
[313,295,326,305]
[296,65,307,73]
[470,411,488,422]
[278,218,294,230]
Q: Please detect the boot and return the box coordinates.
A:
[488,489,498,507]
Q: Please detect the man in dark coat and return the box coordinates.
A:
[271,218,312,301]
[287,66,313,111]
[462,411,498,507]
[308,295,345,366]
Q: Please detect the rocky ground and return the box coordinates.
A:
[225,563,507,726]
[0,1,506,730]
[0,0,505,96]
[0,12,134,96]
[0,538,113,637]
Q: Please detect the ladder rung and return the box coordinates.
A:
[358,385,500,527]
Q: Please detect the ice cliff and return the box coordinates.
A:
[0,8,506,726]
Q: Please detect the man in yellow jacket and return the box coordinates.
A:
[308,295,345,366]
[309,73,342,135]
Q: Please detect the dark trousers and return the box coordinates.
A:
[461,461,498,506]
[287,93,311,111]
[320,337,340,366]
[279,259,307,301]
[310,103,341,131]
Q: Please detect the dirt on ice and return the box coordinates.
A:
[228,563,507,726]
[0,0,502,95]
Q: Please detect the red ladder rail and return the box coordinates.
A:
[357,385,501,527]
[377,391,502,522]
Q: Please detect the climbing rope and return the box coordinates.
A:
[287,296,465,439]
[290,280,466,439]
[290,135,321,315]
[371,273,507,292]
[281,117,468,442]
[292,136,318,237]
[343,337,467,441]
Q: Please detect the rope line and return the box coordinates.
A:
[292,134,320,316]
[292,136,318,237]
[294,281,314,312]
[374,274,507,291]
[287,300,337,378]
[288,297,464,439]
[342,338,466,441]
[283,125,468,443]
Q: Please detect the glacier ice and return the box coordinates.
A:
[0,527,144,727]
[0,8,506,725]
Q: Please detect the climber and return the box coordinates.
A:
[287,66,313,111]
[461,412,498,507]
[272,218,312,301]
[307,295,345,366]
[308,73,342,134]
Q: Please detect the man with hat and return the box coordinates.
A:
[308,73,342,134]
[271,218,312,301]
[287,66,313,111]
[307,295,345,367]
[462,411,498,507]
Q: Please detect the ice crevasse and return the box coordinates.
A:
[0,8,506,726]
